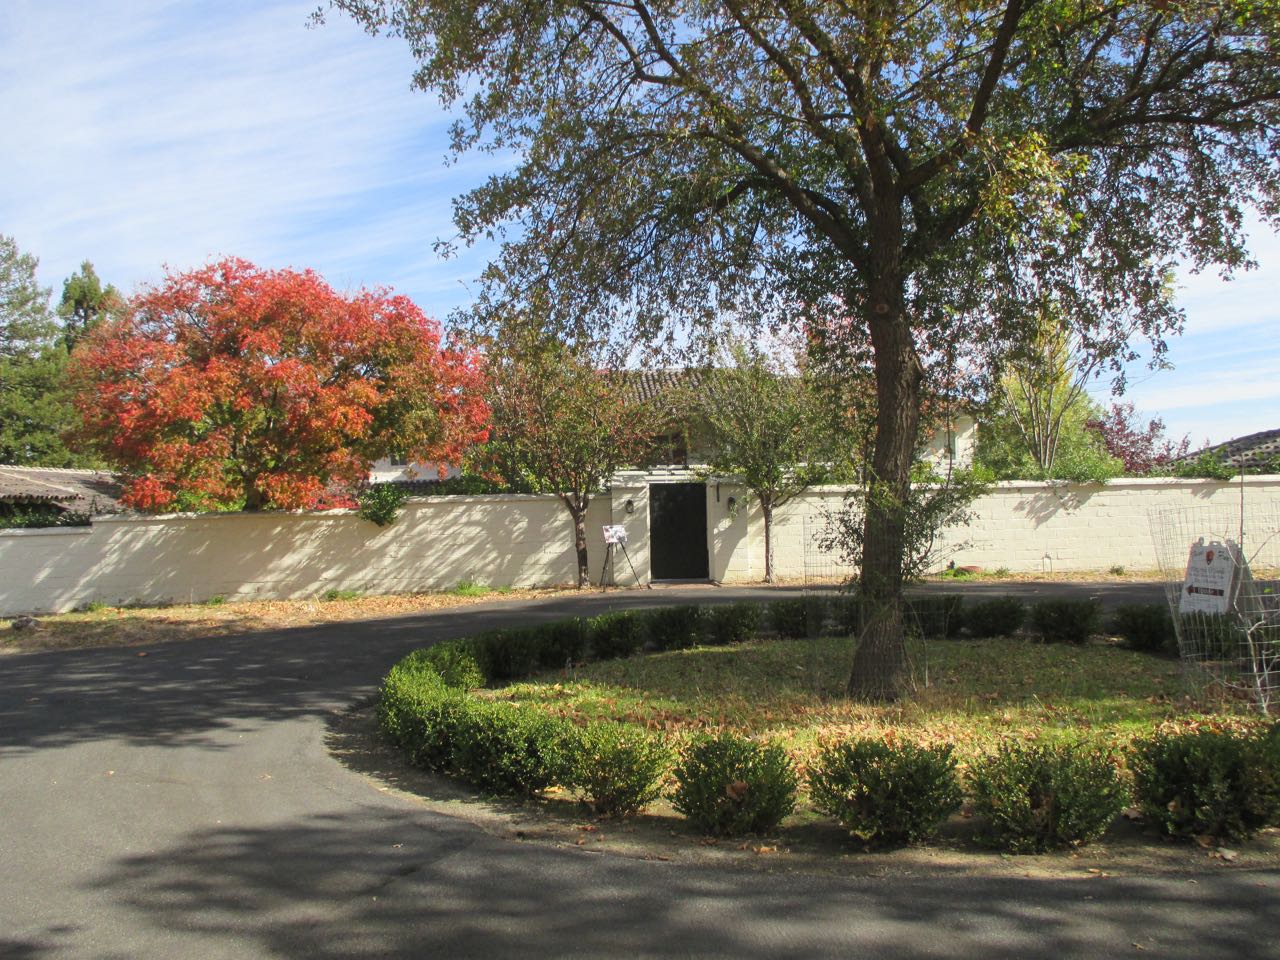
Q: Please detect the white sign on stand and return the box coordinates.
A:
[1179,539,1238,615]
[603,524,628,545]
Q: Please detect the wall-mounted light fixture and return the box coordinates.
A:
[624,499,635,515]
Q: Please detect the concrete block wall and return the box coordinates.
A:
[1,495,612,616]
[711,476,1280,582]
[5,476,1279,615]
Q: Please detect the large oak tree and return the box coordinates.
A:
[334,0,1280,699]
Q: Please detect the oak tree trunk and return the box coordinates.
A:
[846,275,925,702]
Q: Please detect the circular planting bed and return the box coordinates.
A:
[373,595,1280,865]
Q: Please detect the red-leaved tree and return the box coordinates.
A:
[1085,402,1189,476]
[70,258,489,511]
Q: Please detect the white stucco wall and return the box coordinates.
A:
[708,475,1280,582]
[1,495,611,616]
[6,476,1279,614]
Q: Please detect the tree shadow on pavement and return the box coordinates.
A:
[80,808,1280,959]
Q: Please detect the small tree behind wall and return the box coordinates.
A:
[478,335,665,587]
[699,343,835,584]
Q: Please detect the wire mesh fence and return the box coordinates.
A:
[1148,495,1280,714]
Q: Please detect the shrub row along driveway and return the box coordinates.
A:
[4,582,1278,959]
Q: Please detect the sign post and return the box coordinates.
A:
[599,525,646,589]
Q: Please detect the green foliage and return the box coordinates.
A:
[357,483,410,526]
[450,700,577,797]
[976,321,1124,483]
[466,621,585,680]
[321,588,363,602]
[1132,728,1280,842]
[820,468,989,585]
[202,595,227,607]
[670,732,797,836]
[587,610,645,660]
[767,598,812,639]
[0,506,90,529]
[467,628,539,682]
[703,601,762,645]
[533,618,587,668]
[1180,613,1247,660]
[378,665,472,772]
[697,342,837,582]
[963,597,1026,638]
[1111,604,1175,654]
[831,594,863,636]
[1166,450,1237,480]
[451,579,505,597]
[57,261,122,350]
[402,641,488,690]
[809,739,962,847]
[419,473,533,495]
[472,331,667,586]
[641,604,703,651]
[968,742,1127,853]
[1029,598,1101,644]
[905,595,964,638]
[0,236,100,467]
[566,722,671,817]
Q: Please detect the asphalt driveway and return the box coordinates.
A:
[5,582,1277,959]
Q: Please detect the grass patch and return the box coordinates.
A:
[451,579,511,598]
[497,635,1262,763]
[321,588,364,602]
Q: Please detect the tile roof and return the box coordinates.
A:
[1183,428,1280,471]
[0,467,125,514]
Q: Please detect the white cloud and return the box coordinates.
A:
[0,0,489,318]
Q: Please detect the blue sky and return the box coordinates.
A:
[1,0,1275,449]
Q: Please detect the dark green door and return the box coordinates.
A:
[649,483,709,580]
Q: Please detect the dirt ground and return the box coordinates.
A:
[327,703,1280,881]
[0,586,584,655]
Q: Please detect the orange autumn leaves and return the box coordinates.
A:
[69,257,489,512]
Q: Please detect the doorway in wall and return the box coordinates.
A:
[649,482,709,580]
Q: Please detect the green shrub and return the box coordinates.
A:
[1132,728,1280,842]
[1111,604,1176,654]
[586,610,644,660]
[1179,613,1246,661]
[670,732,797,836]
[808,739,962,847]
[832,595,862,636]
[530,618,586,669]
[963,597,1025,638]
[377,665,471,772]
[468,629,540,681]
[643,605,704,650]
[401,642,487,689]
[357,483,410,527]
[1029,598,1101,644]
[450,701,577,797]
[704,602,762,645]
[906,595,964,638]
[968,742,1127,853]
[767,598,810,639]
[567,722,672,817]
